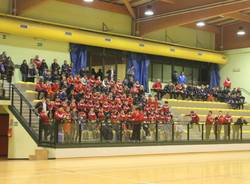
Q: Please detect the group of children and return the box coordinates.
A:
[152,78,245,109]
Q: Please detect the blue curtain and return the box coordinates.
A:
[70,43,87,76]
[210,64,220,88]
[127,53,150,92]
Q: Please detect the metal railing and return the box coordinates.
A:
[38,120,250,146]
[0,78,11,100]
[10,84,39,142]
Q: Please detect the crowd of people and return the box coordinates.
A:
[7,54,246,144]
[0,51,15,83]
[152,73,245,109]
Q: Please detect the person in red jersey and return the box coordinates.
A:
[205,111,214,140]
[215,111,225,140]
[88,108,98,139]
[152,79,162,100]
[39,110,51,142]
[131,107,144,142]
[63,107,72,143]
[111,112,121,141]
[224,112,233,140]
[185,111,200,131]
[223,77,232,90]
[161,101,170,113]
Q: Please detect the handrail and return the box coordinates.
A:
[12,84,39,116]
[240,88,250,97]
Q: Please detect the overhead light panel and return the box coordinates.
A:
[237,26,246,36]
[83,0,94,2]
[145,5,154,16]
[196,21,206,27]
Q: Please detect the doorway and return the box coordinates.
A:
[0,114,9,158]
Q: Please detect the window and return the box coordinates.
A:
[152,63,162,82]
[193,67,199,85]
[163,64,172,83]
[184,66,193,85]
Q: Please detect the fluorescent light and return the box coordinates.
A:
[145,6,154,16]
[237,27,246,36]
[196,21,206,27]
[83,0,94,2]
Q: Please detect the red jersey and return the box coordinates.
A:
[191,113,199,123]
[98,111,105,121]
[206,115,214,125]
[224,80,231,88]
[217,115,225,125]
[40,111,49,124]
[118,113,127,122]
[55,110,65,121]
[152,82,162,90]
[88,112,97,121]
[224,115,233,124]
[111,113,118,124]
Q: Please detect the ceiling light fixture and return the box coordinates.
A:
[83,0,94,3]
[196,21,206,27]
[144,5,154,16]
[237,26,246,36]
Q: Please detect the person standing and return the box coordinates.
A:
[20,60,29,82]
[215,111,225,140]
[172,70,178,84]
[224,113,233,140]
[131,107,144,142]
[39,110,51,142]
[51,59,60,75]
[233,117,247,140]
[177,72,187,85]
[223,77,231,90]
[205,111,214,140]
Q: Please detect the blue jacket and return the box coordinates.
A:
[178,74,187,84]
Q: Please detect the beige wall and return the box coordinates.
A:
[20,0,132,35]
[143,26,215,50]
[0,105,38,159]
[220,48,250,102]
[0,34,70,82]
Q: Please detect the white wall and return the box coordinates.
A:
[220,48,250,102]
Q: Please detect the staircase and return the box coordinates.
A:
[10,84,39,143]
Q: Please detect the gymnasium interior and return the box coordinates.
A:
[1,0,250,183]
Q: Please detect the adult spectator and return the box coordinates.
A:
[5,57,15,83]
[96,69,104,80]
[51,59,60,75]
[185,111,200,131]
[223,77,231,90]
[39,59,48,76]
[20,60,29,82]
[215,111,225,140]
[233,117,247,140]
[177,72,187,85]
[28,63,37,82]
[127,65,135,79]
[32,55,42,69]
[61,60,70,77]
[152,79,162,100]
[172,70,178,84]
[131,107,144,142]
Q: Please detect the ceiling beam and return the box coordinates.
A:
[122,0,136,18]
[159,0,175,4]
[138,0,250,35]
[58,0,129,15]
[224,12,250,23]
[16,0,49,15]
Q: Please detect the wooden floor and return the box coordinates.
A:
[1,152,250,184]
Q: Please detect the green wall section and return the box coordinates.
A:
[143,26,215,50]
[220,48,250,102]
[21,0,132,35]
[0,34,70,82]
[0,0,10,14]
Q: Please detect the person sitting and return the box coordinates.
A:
[152,79,162,100]
[177,72,187,85]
